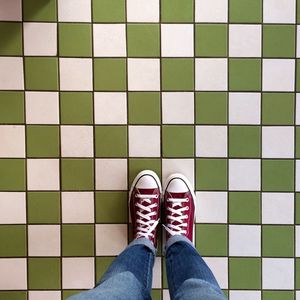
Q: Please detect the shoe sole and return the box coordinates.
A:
[163,173,197,244]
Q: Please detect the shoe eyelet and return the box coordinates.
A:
[185,207,189,211]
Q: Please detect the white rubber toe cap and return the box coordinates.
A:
[136,175,158,189]
[167,178,189,193]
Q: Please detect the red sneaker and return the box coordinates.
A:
[129,170,162,247]
[163,173,196,243]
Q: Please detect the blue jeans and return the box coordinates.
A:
[68,236,227,300]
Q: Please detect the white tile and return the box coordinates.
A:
[296,93,300,125]
[229,225,261,257]
[230,291,261,300]
[62,192,94,223]
[93,24,126,57]
[60,58,93,91]
[262,193,294,224]
[229,25,261,57]
[0,0,22,21]
[96,224,128,255]
[195,58,227,91]
[161,24,194,57]
[262,126,294,158]
[297,291,300,300]
[62,257,94,289]
[163,290,171,300]
[196,192,227,223]
[25,92,59,124]
[162,92,194,124]
[0,57,24,90]
[0,258,27,289]
[195,0,228,22]
[152,257,161,288]
[203,257,228,289]
[129,126,160,157]
[28,225,60,256]
[61,125,93,157]
[127,0,159,22]
[0,125,25,158]
[162,159,194,188]
[29,291,61,300]
[229,93,261,125]
[297,160,300,191]
[58,0,91,22]
[263,59,295,91]
[0,192,26,224]
[24,23,57,56]
[263,258,294,289]
[94,92,127,124]
[128,59,160,91]
[264,0,295,23]
[196,126,227,157]
[296,226,300,256]
[229,159,261,191]
[27,159,60,190]
[96,159,127,190]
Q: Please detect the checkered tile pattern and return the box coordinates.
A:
[0,0,300,299]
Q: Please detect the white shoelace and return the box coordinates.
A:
[135,194,160,239]
[163,198,189,236]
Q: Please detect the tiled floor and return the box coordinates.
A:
[0,0,300,299]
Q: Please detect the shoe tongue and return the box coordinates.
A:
[167,192,188,226]
[136,188,158,220]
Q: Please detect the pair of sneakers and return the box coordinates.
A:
[129,170,196,248]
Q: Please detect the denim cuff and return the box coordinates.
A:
[164,235,195,255]
[127,237,157,256]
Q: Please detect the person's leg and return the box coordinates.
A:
[68,238,156,300]
[163,174,226,300]
[68,170,162,300]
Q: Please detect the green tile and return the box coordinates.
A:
[262,291,294,300]
[195,24,227,57]
[127,24,160,57]
[28,258,61,289]
[96,256,115,282]
[262,225,294,257]
[297,59,300,91]
[296,127,300,158]
[25,57,58,91]
[27,192,60,224]
[23,0,57,21]
[0,92,24,124]
[229,126,261,158]
[162,257,168,288]
[59,23,92,57]
[0,22,22,55]
[262,93,294,125]
[161,0,194,22]
[62,224,94,256]
[61,159,94,190]
[229,59,261,91]
[151,290,162,300]
[196,92,227,124]
[298,0,300,23]
[95,126,127,157]
[128,158,161,186]
[162,125,194,157]
[263,25,295,58]
[0,159,25,191]
[262,160,294,192]
[229,0,262,23]
[96,192,128,223]
[92,0,125,22]
[196,224,228,256]
[0,225,26,257]
[94,59,126,91]
[229,258,261,289]
[63,291,82,300]
[128,92,161,124]
[296,258,300,289]
[229,192,261,224]
[0,292,27,300]
[60,92,93,124]
[196,159,227,190]
[162,58,194,91]
[26,125,60,157]
[296,193,300,224]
